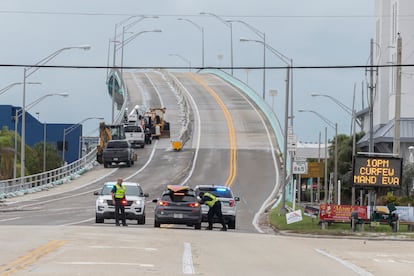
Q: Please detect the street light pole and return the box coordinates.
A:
[178,18,205,68]
[298,109,338,203]
[229,20,266,100]
[62,117,103,164]
[20,46,90,182]
[240,37,294,211]
[169,54,191,71]
[14,93,69,179]
[110,28,161,123]
[200,12,233,75]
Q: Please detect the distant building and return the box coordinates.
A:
[358,0,414,162]
[0,105,82,164]
[295,141,330,160]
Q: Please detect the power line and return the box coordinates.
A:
[0,10,391,19]
[0,63,414,70]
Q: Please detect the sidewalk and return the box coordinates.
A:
[0,164,115,206]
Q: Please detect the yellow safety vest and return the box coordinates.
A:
[114,184,126,198]
[203,192,218,208]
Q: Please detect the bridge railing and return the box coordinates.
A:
[0,148,97,198]
[0,77,128,199]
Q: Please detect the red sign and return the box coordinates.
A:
[319,204,368,222]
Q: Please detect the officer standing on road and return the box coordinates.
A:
[198,192,227,231]
[112,178,127,226]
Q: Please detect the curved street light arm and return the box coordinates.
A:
[228,20,264,39]
[200,12,231,28]
[118,29,162,51]
[120,15,159,36]
[25,46,91,78]
[240,37,291,66]
[178,18,202,31]
[298,109,335,129]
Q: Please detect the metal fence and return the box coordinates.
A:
[0,74,128,199]
[0,148,97,198]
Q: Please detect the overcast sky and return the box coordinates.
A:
[0,0,375,142]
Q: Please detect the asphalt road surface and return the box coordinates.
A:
[1,71,413,275]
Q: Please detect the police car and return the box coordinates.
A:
[194,185,240,229]
[94,182,148,224]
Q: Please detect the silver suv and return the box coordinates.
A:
[194,185,240,229]
[94,181,148,224]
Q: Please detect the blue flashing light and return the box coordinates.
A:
[216,188,227,192]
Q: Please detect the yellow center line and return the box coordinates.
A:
[0,240,66,276]
[190,74,237,188]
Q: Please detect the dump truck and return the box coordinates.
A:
[143,107,170,139]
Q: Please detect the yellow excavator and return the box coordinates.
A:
[96,122,125,164]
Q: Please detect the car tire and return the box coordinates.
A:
[194,223,201,230]
[138,215,146,225]
[141,144,145,148]
[228,218,236,229]
[154,220,160,228]
[95,215,104,223]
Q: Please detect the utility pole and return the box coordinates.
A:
[393,34,402,157]
[369,38,374,154]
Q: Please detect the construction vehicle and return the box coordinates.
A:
[143,107,170,139]
[96,122,126,164]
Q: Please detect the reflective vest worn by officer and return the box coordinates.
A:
[203,192,219,207]
[114,184,126,199]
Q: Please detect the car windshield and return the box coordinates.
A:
[101,184,143,196]
[196,187,233,198]
[124,125,142,132]
[106,141,128,148]
[161,193,195,203]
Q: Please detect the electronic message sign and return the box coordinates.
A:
[353,156,402,188]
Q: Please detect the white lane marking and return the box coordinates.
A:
[144,72,165,108]
[0,217,21,222]
[169,74,202,184]
[315,248,374,276]
[125,139,158,181]
[57,261,154,267]
[61,217,95,226]
[182,242,195,274]
[220,77,280,233]
[89,245,158,251]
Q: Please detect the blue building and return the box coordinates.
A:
[0,105,82,164]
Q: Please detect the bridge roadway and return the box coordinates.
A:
[2,71,411,275]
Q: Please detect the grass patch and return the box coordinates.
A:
[268,204,414,238]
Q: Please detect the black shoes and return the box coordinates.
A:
[122,223,128,227]
[205,227,213,230]
[221,227,227,231]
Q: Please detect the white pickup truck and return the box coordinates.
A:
[124,124,145,148]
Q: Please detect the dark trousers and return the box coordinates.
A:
[207,201,226,229]
[114,198,126,225]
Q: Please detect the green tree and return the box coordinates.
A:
[0,126,15,179]
[26,142,62,174]
[327,131,366,203]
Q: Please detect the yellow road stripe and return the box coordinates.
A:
[190,74,237,188]
[0,240,66,276]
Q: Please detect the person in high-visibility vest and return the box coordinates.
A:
[199,192,227,231]
[111,178,127,226]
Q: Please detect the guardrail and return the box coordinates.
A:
[0,73,128,199]
[159,69,191,147]
[0,148,97,198]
